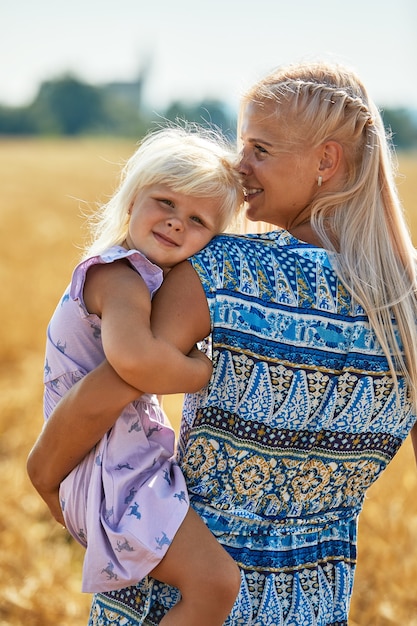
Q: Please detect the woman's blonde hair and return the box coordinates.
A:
[242,61,417,405]
[85,124,243,257]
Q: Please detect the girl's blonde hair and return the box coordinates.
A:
[242,61,417,406]
[85,124,243,257]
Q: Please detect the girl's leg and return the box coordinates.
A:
[149,507,241,626]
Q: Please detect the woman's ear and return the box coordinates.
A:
[318,141,344,183]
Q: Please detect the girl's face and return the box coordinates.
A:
[125,184,222,272]
[239,101,322,228]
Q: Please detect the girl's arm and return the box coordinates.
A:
[86,260,212,394]
[27,261,210,522]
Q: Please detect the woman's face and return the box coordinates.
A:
[239,101,322,228]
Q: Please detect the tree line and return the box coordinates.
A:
[0,73,416,150]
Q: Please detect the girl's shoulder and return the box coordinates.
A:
[70,246,164,303]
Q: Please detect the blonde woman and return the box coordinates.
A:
[28,63,417,625]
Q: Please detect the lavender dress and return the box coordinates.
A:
[43,245,189,593]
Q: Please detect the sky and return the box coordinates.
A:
[2,0,417,114]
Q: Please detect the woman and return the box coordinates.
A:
[28,61,417,625]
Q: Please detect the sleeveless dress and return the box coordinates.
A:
[87,231,416,625]
[43,245,189,593]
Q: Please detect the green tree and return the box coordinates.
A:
[0,105,38,134]
[164,99,236,140]
[381,108,417,150]
[29,74,106,135]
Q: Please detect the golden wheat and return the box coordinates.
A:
[1,139,417,625]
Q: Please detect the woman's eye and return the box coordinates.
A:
[254,144,268,155]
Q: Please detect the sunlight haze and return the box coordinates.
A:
[3,0,416,113]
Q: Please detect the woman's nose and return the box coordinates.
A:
[238,150,251,175]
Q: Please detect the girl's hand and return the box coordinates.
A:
[187,345,212,385]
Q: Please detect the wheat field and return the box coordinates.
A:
[1,139,417,625]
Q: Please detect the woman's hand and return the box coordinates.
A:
[42,487,65,526]
[27,361,141,508]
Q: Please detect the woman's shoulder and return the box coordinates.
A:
[198,228,326,258]
[204,230,283,250]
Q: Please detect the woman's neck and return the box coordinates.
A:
[287,221,323,247]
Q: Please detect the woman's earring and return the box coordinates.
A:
[317,176,323,187]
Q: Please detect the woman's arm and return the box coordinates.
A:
[27,261,210,522]
[27,362,139,524]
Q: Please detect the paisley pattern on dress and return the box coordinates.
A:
[88,231,416,625]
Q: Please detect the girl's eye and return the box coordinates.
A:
[161,199,175,207]
[190,216,204,225]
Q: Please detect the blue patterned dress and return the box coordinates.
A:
[88,231,416,626]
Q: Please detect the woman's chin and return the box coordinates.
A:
[245,204,259,222]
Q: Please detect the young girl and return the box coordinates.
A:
[30,126,243,625]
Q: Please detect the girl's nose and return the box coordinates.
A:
[166,216,183,231]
